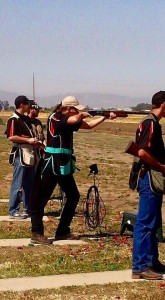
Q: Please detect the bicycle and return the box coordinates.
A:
[83,164,106,232]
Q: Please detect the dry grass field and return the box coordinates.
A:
[0,112,165,299]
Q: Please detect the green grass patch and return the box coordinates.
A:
[0,281,165,299]
[0,238,133,279]
[0,120,164,285]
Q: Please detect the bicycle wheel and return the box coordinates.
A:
[84,185,105,231]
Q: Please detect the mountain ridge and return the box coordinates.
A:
[0,90,149,109]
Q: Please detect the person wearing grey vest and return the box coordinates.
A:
[132,91,165,280]
[6,95,39,219]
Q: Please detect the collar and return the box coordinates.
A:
[150,112,158,121]
[15,110,27,121]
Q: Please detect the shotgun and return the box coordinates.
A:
[125,141,139,157]
[88,110,150,118]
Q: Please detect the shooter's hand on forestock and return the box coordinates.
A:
[102,111,128,118]
[88,110,127,119]
[109,112,117,120]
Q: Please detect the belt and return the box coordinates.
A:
[44,147,72,155]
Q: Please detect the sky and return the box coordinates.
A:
[1,0,165,100]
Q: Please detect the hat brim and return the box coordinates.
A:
[31,106,42,110]
[73,104,85,111]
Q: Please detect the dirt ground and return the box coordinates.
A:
[1,115,165,225]
[0,114,165,299]
[76,120,165,224]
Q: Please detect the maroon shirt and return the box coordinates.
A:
[136,113,165,164]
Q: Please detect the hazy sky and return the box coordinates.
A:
[1,0,165,99]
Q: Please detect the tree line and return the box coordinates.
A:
[131,103,151,111]
[0,101,152,111]
[0,100,10,111]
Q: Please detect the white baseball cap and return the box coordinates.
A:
[61,96,85,111]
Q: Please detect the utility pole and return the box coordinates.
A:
[33,72,35,100]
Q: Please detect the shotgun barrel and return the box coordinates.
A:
[88,110,150,118]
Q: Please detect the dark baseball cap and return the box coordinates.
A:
[14,95,30,107]
[152,91,165,105]
[30,100,42,110]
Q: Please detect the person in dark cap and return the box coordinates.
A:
[6,95,39,219]
[152,90,165,106]
[14,95,30,107]
[27,101,45,168]
[131,91,165,280]
[28,101,44,140]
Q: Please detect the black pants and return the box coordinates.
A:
[29,160,80,235]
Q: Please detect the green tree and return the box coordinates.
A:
[131,103,151,111]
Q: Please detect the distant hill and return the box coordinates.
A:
[0,90,18,103]
[0,90,149,109]
[38,93,147,109]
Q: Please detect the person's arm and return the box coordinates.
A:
[138,148,165,175]
[80,112,116,129]
[7,117,38,145]
[67,112,91,125]
[136,118,165,174]
[8,135,38,145]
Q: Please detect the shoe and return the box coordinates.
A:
[30,233,52,245]
[55,232,80,241]
[9,212,25,219]
[22,212,30,218]
[152,261,165,273]
[132,268,163,280]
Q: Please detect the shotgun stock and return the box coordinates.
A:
[125,141,139,157]
[88,110,150,118]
